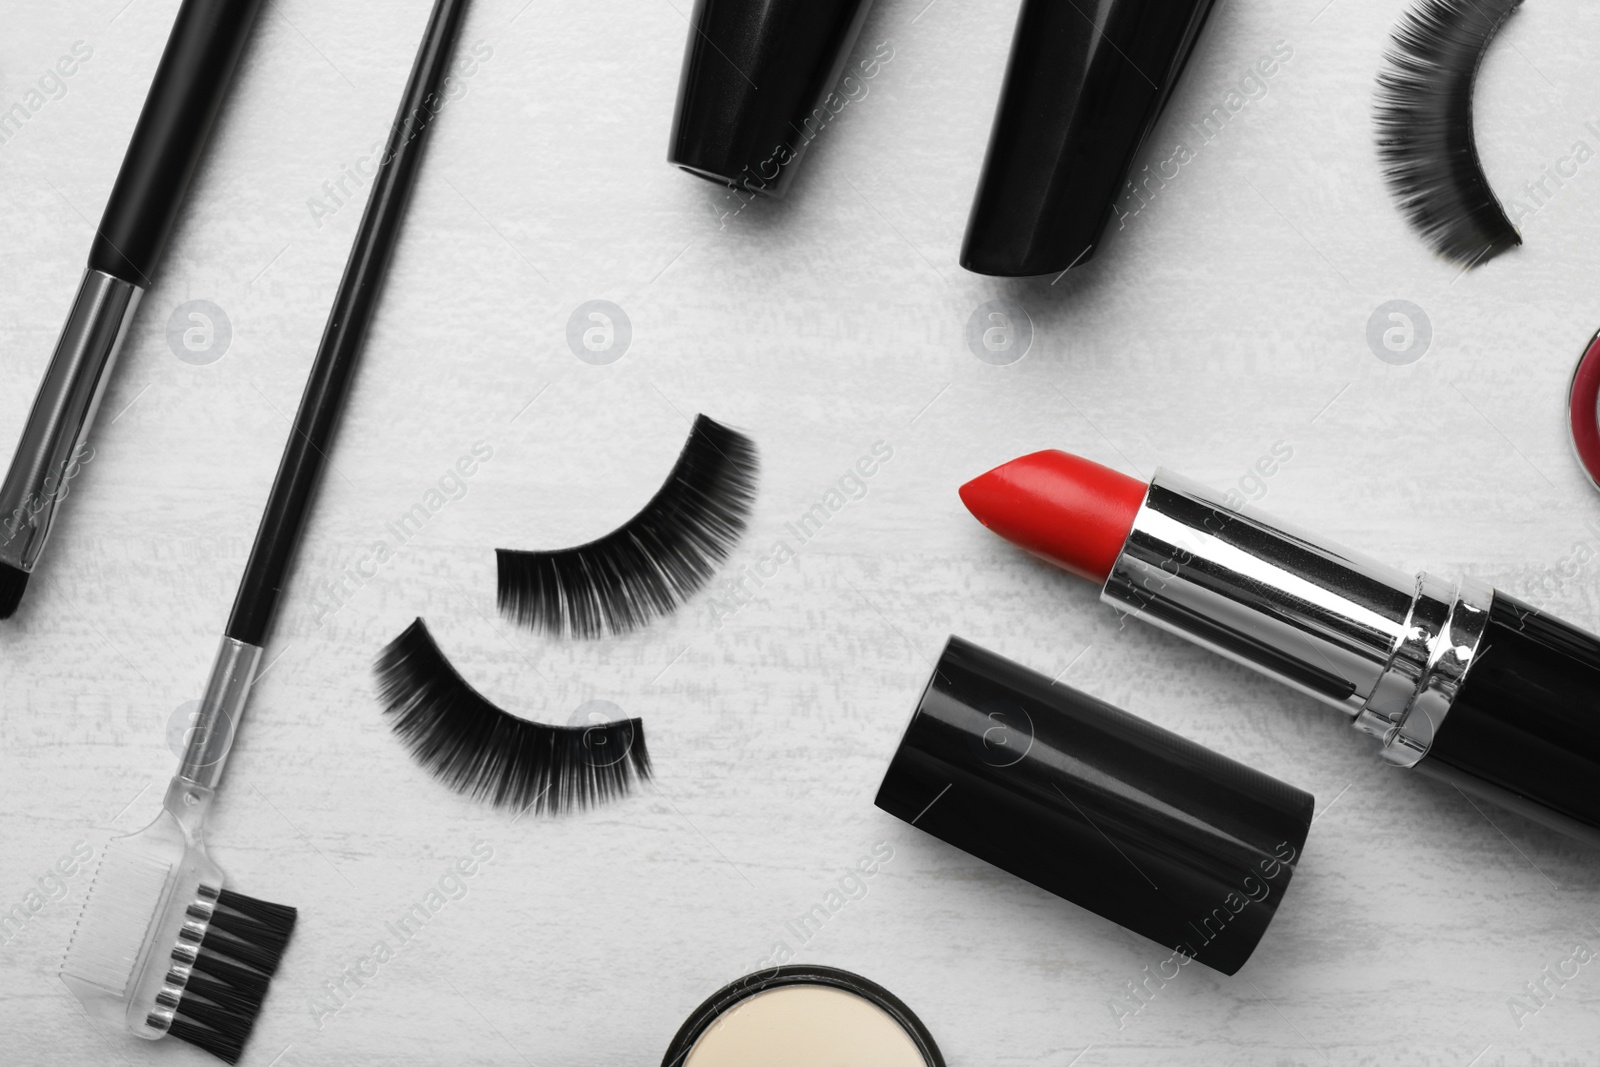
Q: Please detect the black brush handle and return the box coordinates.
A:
[226,0,472,645]
[88,0,265,286]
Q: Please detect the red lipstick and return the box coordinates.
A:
[958,451,1144,583]
[961,450,1600,849]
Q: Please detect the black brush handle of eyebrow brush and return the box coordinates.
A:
[225,0,472,647]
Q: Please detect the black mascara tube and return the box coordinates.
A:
[960,0,1218,276]
[668,0,875,198]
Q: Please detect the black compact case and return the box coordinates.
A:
[961,0,1219,276]
[668,0,874,198]
[877,637,1312,974]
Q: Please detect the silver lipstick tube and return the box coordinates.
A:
[1104,470,1493,767]
[0,269,143,573]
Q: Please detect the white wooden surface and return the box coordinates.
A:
[3,0,1600,1064]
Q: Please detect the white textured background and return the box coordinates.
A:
[3,0,1600,1064]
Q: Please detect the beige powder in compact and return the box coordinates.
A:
[684,984,928,1067]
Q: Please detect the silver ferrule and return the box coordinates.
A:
[0,269,143,572]
[177,636,264,789]
[1104,470,1493,767]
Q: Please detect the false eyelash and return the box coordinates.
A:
[1375,0,1523,267]
[375,618,651,814]
[497,414,758,638]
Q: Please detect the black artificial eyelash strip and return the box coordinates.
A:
[375,618,651,813]
[1375,0,1522,267]
[497,414,759,638]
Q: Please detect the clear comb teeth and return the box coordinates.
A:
[61,843,171,995]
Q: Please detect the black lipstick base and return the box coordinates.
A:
[1420,592,1600,847]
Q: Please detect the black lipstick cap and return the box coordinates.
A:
[876,637,1312,975]
[668,0,874,198]
[960,0,1219,276]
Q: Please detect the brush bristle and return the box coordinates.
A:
[376,618,653,813]
[1375,0,1523,267]
[169,1005,248,1064]
[62,844,172,995]
[180,968,263,1017]
[168,889,298,1065]
[210,889,297,966]
[188,946,271,1005]
[0,561,29,620]
[497,414,758,638]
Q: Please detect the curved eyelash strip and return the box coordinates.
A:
[1375,0,1523,267]
[497,414,759,638]
[375,618,651,814]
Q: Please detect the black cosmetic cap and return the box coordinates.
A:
[668,0,874,198]
[876,637,1312,975]
[960,0,1219,276]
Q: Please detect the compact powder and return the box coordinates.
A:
[685,984,926,1067]
[663,966,943,1067]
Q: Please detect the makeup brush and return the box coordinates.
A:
[0,0,266,620]
[62,1,473,1060]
